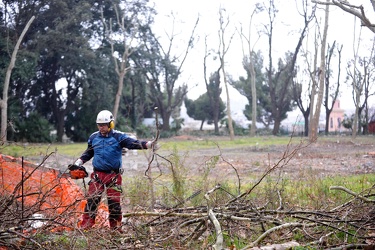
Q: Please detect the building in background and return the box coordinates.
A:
[328,100,345,133]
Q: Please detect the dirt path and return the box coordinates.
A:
[39,137,375,183]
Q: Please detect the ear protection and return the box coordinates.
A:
[109,120,115,130]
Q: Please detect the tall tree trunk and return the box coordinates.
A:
[200,120,205,131]
[218,8,235,140]
[250,60,257,136]
[113,72,125,121]
[1,16,35,143]
[273,119,281,136]
[304,112,309,136]
[309,2,329,142]
[101,5,133,122]
[222,67,234,139]
[239,9,258,137]
[352,91,360,139]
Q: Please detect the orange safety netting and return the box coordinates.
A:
[0,154,109,231]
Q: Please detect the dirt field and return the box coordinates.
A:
[42,136,375,184]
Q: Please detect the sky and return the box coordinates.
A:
[150,0,375,125]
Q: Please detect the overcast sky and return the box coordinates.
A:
[150,0,375,118]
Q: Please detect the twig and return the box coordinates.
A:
[204,184,223,250]
[144,107,161,210]
[123,211,205,218]
[226,138,308,205]
[330,186,375,203]
[241,222,307,249]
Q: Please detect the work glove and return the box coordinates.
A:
[146,140,160,151]
[122,148,128,156]
[68,162,88,179]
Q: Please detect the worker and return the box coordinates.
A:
[69,110,158,231]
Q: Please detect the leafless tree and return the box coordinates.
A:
[238,5,263,137]
[292,66,311,136]
[323,41,343,135]
[1,16,35,143]
[309,0,329,142]
[265,0,315,135]
[312,0,375,33]
[347,37,375,137]
[203,36,222,135]
[137,14,199,131]
[218,7,236,140]
[100,3,142,121]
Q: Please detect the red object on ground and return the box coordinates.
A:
[0,154,109,232]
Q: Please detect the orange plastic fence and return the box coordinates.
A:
[0,154,109,231]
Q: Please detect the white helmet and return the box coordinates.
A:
[96,110,114,124]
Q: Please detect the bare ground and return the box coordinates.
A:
[41,136,375,184]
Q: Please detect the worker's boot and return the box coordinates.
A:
[80,214,95,230]
[109,219,124,234]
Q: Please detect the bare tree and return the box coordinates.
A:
[292,67,311,136]
[238,5,262,137]
[100,3,140,121]
[218,8,236,140]
[1,16,35,143]
[309,1,329,142]
[203,36,222,135]
[265,0,315,135]
[312,0,375,33]
[323,41,343,135]
[347,37,375,138]
[137,14,199,131]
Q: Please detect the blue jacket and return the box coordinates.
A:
[80,129,147,172]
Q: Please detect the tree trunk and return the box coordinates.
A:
[250,60,257,137]
[113,71,125,121]
[309,2,329,142]
[325,111,331,135]
[200,120,204,131]
[273,119,281,136]
[222,70,234,139]
[304,112,309,137]
[352,92,360,139]
[218,8,235,140]
[161,110,171,131]
[1,16,35,143]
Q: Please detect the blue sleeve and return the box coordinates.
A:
[116,132,148,149]
[80,133,96,163]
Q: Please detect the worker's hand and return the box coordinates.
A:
[74,159,83,167]
[146,140,160,151]
[122,148,128,155]
[68,164,88,179]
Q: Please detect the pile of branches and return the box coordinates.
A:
[118,184,375,249]
[1,140,374,249]
[116,140,375,249]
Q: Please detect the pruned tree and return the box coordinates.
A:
[264,0,315,135]
[292,66,311,136]
[217,7,235,140]
[238,4,263,136]
[135,14,199,131]
[1,16,35,143]
[230,51,268,130]
[100,0,154,121]
[323,41,343,135]
[312,0,375,33]
[346,38,375,137]
[309,0,329,142]
[203,36,223,135]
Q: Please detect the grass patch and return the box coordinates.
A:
[1,135,373,158]
[0,143,87,158]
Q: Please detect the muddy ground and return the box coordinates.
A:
[41,136,375,184]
